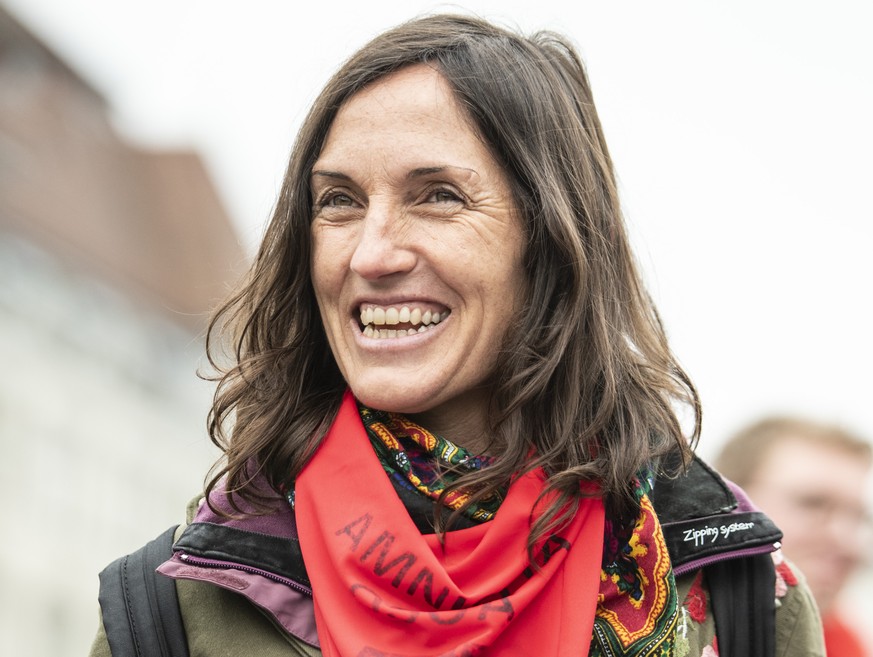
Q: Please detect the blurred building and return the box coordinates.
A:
[0,5,247,656]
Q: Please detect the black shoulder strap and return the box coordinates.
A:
[98,525,190,657]
[705,552,776,657]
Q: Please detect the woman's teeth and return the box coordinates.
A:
[359,305,448,339]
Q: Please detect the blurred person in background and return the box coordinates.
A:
[715,417,872,656]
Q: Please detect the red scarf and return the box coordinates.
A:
[296,391,606,656]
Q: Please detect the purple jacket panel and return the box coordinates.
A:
[157,556,319,647]
[190,475,299,540]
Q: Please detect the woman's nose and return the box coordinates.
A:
[349,204,417,280]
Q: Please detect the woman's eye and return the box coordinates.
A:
[427,188,462,204]
[326,193,355,207]
[315,191,356,211]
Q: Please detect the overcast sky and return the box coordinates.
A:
[6,0,872,455]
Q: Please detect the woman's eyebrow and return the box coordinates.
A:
[311,166,479,183]
[408,165,477,180]
[311,170,352,182]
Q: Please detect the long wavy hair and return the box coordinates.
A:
[205,14,701,544]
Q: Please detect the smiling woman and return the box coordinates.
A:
[91,13,824,657]
[310,65,525,446]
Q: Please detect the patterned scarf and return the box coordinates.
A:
[361,404,501,522]
[360,403,678,656]
[593,475,678,656]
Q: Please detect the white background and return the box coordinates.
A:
[6,0,872,457]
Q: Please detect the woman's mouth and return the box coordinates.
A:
[358,304,450,339]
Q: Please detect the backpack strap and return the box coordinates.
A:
[98,525,190,657]
[705,552,776,657]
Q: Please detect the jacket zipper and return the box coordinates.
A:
[672,541,781,577]
[176,551,313,597]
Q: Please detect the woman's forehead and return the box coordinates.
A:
[312,65,497,181]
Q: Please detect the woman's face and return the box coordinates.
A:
[310,64,525,441]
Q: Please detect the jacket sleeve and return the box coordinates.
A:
[88,612,112,657]
[774,563,825,657]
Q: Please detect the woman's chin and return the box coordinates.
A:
[349,384,435,415]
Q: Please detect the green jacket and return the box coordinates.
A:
[90,458,824,656]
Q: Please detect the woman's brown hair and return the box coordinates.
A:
[205,14,701,544]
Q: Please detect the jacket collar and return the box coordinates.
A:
[175,454,783,583]
[652,455,783,575]
[652,454,738,522]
